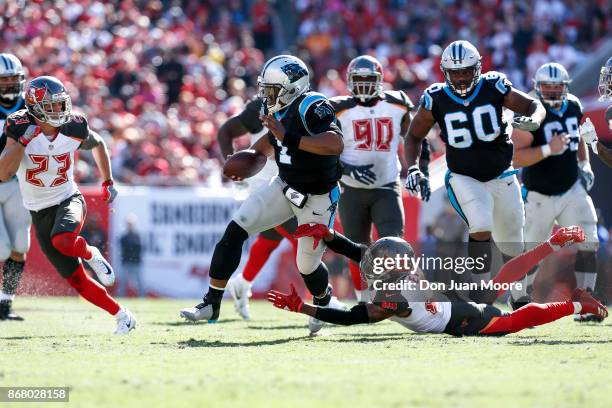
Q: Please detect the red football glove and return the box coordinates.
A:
[549,226,585,248]
[102,180,118,203]
[293,223,329,250]
[572,288,608,319]
[267,284,304,313]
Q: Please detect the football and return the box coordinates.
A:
[223,149,267,179]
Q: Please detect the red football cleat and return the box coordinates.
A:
[572,288,608,319]
[549,226,586,248]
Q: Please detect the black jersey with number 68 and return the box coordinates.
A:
[522,94,583,195]
[421,71,513,182]
[266,91,342,194]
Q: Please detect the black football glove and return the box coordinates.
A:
[341,162,377,185]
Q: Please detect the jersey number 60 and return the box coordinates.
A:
[444,104,500,148]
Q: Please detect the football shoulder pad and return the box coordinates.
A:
[420,82,445,111]
[383,90,414,110]
[566,93,584,116]
[483,71,512,95]
[60,112,89,140]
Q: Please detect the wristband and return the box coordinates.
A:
[282,131,302,149]
[540,144,551,158]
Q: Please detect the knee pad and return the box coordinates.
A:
[51,232,79,257]
[575,250,597,273]
[301,263,329,297]
[209,221,249,281]
[468,237,492,273]
[218,221,249,247]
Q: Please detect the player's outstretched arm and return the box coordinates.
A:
[504,89,546,131]
[267,284,390,325]
[0,138,25,181]
[218,115,249,160]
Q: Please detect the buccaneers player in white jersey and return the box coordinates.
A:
[0,76,136,335]
[330,55,430,302]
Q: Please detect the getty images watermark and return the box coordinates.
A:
[370,253,523,292]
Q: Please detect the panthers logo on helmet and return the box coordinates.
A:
[281,63,308,83]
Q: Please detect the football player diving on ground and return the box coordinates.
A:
[268,224,607,336]
[181,55,347,334]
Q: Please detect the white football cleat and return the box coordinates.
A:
[85,247,115,286]
[309,294,347,335]
[114,308,136,335]
[226,274,252,320]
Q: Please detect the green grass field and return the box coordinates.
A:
[2,297,611,408]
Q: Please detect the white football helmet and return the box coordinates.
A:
[0,53,26,105]
[440,40,482,97]
[533,62,570,107]
[598,56,612,102]
[258,55,310,114]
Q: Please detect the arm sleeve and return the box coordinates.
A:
[325,231,367,263]
[237,98,265,134]
[304,99,341,135]
[314,303,370,326]
[79,130,104,150]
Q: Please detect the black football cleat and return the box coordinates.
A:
[507,295,531,311]
[0,300,24,321]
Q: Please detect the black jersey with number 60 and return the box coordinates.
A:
[421,71,513,182]
[522,94,583,195]
[266,91,342,194]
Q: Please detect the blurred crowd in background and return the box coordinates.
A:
[0,0,609,185]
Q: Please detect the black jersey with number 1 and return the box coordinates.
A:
[266,91,342,195]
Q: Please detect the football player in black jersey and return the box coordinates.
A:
[0,53,31,321]
[512,63,600,318]
[405,40,546,299]
[217,97,298,320]
[181,55,347,333]
[329,55,430,301]
[581,56,612,167]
